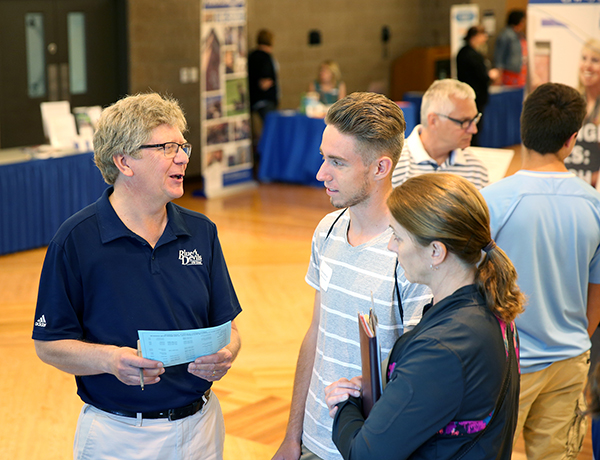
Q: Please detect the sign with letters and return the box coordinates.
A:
[528,0,600,188]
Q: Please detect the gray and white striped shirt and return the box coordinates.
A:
[302,209,431,460]
[392,125,489,190]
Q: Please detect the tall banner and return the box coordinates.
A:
[450,4,480,79]
[528,0,600,189]
[200,0,254,197]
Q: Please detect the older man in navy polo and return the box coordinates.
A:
[32,93,241,460]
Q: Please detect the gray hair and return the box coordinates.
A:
[421,79,476,127]
[94,93,187,184]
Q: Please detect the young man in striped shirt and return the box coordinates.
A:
[272,92,431,460]
[391,79,489,190]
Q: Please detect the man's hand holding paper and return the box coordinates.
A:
[188,346,234,381]
[139,320,241,382]
[188,320,240,381]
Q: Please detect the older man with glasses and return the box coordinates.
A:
[32,93,241,460]
[391,79,489,190]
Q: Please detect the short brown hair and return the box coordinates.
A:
[387,173,525,322]
[257,29,273,46]
[325,92,405,167]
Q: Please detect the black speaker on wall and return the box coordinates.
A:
[309,30,321,46]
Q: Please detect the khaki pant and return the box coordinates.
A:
[74,392,225,460]
[514,351,590,460]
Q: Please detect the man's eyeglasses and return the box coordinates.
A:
[138,142,192,158]
[435,112,482,130]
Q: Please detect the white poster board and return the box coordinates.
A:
[528,0,600,188]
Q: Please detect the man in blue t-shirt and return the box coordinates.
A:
[32,94,242,460]
[482,83,600,460]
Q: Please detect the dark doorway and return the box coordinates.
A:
[0,0,127,148]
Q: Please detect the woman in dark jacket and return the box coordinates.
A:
[325,173,524,460]
[457,26,499,146]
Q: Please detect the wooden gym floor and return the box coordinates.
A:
[0,173,594,459]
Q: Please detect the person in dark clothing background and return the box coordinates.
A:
[248,29,279,121]
[248,28,279,178]
[457,25,499,146]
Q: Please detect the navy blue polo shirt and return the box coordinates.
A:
[32,187,241,412]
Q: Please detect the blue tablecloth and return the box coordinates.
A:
[258,104,417,186]
[258,112,326,186]
[403,86,523,148]
[403,92,424,125]
[480,87,523,148]
[0,151,108,255]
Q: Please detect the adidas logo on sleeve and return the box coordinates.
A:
[34,315,47,328]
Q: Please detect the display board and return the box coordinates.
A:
[528,0,600,189]
[200,0,254,197]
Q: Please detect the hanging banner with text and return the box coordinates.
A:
[200,0,253,197]
[528,0,600,189]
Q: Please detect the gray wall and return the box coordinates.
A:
[128,0,202,176]
[127,0,505,177]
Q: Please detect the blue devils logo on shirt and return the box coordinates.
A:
[179,249,203,266]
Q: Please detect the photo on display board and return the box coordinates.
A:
[237,26,246,57]
[206,122,229,145]
[227,144,251,167]
[225,50,235,74]
[205,95,223,120]
[225,77,248,116]
[233,118,250,140]
[224,26,235,45]
[206,148,224,167]
[202,28,221,92]
[238,144,251,164]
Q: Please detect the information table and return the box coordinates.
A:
[0,149,108,255]
[258,112,326,187]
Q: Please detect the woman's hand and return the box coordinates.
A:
[324,376,362,418]
[489,68,501,84]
